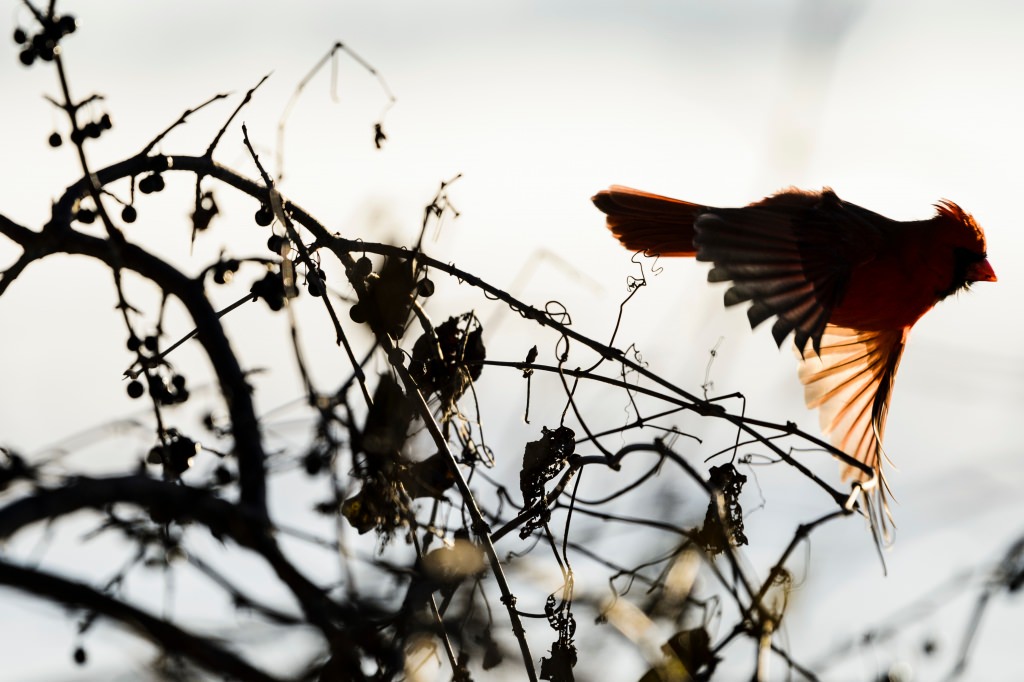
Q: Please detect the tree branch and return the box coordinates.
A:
[0,557,283,682]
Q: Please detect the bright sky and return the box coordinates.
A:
[2,1,1023,679]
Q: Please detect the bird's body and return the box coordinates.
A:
[593,185,995,526]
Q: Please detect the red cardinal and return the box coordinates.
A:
[593,185,996,524]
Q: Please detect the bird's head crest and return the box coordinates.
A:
[935,199,987,255]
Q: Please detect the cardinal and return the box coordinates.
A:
[593,185,995,527]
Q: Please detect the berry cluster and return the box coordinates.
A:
[73,197,134,226]
[137,172,166,194]
[126,372,189,406]
[146,429,199,478]
[60,113,113,146]
[13,13,76,66]
[126,333,156,354]
[125,335,190,405]
[346,257,377,325]
[251,270,286,311]
[346,256,434,335]
[306,268,327,297]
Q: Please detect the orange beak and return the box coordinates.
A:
[967,258,997,283]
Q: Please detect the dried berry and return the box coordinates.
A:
[352,256,373,278]
[254,205,273,226]
[303,450,323,476]
[156,385,175,406]
[416,278,435,297]
[212,259,239,285]
[147,375,166,400]
[57,15,77,36]
[126,380,144,399]
[349,302,368,323]
[153,434,200,477]
[76,208,95,224]
[48,132,62,148]
[267,234,286,254]
[214,465,233,485]
[36,41,55,62]
[121,205,137,223]
[307,272,326,297]
[13,28,27,45]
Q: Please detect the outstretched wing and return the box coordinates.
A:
[694,189,884,355]
[797,325,907,486]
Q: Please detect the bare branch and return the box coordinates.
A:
[0,558,283,682]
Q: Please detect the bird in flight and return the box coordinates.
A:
[593,185,996,529]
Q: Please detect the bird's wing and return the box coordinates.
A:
[797,324,907,487]
[695,190,883,354]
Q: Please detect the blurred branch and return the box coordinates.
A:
[0,558,283,682]
[0,475,378,641]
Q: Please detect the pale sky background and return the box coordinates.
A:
[2,1,1024,680]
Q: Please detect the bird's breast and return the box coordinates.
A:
[828,253,944,331]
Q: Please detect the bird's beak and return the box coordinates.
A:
[966,258,997,283]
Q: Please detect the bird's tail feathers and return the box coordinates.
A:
[592,185,703,257]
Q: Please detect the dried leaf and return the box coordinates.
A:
[519,426,575,538]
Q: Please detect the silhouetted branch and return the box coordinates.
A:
[0,558,283,682]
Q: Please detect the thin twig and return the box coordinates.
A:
[140,92,230,157]
[276,42,396,181]
[206,75,269,158]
